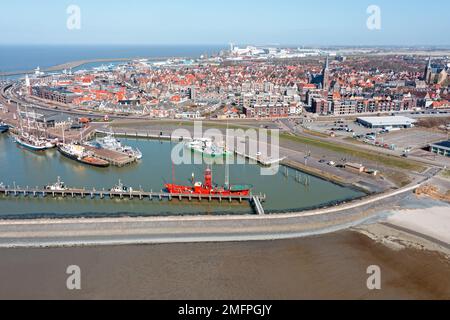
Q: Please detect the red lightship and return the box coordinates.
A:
[165,168,252,196]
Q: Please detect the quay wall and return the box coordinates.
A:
[0,179,425,248]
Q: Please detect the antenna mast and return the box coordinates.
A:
[225,122,230,189]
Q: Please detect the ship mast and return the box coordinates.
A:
[17,104,24,133]
[224,122,230,189]
[25,104,30,133]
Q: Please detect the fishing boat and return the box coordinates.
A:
[45,177,67,191]
[13,133,52,151]
[58,143,110,168]
[165,167,252,196]
[88,135,143,160]
[39,137,57,149]
[110,180,133,193]
[186,138,228,158]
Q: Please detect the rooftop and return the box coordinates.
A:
[431,140,450,149]
[357,116,417,126]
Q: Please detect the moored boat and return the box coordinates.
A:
[13,134,50,152]
[89,135,143,160]
[186,138,228,158]
[58,143,110,168]
[165,167,252,196]
[110,180,133,193]
[45,176,68,191]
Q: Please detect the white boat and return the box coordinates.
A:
[13,133,53,152]
[45,177,67,191]
[110,180,133,193]
[91,135,143,160]
[186,138,228,157]
[38,137,57,149]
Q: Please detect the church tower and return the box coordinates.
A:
[424,57,433,84]
[322,56,330,91]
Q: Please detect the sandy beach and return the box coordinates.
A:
[354,196,450,257]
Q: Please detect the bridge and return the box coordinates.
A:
[252,196,265,215]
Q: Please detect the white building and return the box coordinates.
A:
[356,116,417,129]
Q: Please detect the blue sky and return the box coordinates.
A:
[0,0,449,46]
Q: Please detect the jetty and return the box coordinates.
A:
[0,184,267,215]
[83,145,137,167]
[95,128,285,166]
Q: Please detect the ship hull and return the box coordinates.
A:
[58,146,110,168]
[165,184,251,196]
[15,138,48,151]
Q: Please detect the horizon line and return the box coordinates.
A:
[1,43,450,49]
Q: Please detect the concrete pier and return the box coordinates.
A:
[83,146,137,167]
[0,185,267,215]
[95,129,285,166]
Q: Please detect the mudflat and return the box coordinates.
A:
[0,231,448,300]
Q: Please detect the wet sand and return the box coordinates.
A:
[0,231,449,300]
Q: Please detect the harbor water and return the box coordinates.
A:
[0,134,364,218]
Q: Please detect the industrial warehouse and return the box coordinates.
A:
[430,140,450,157]
[356,116,417,129]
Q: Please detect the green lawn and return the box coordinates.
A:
[281,133,426,172]
[441,170,450,179]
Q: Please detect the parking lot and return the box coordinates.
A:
[308,118,448,153]
[377,128,448,151]
[308,119,383,137]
